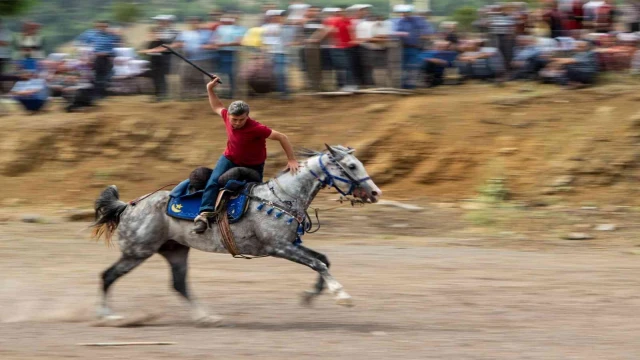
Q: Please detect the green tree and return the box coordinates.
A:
[451,6,478,32]
[112,1,142,24]
[0,0,35,17]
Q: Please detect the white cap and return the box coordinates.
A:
[288,4,310,10]
[152,15,176,21]
[322,7,342,13]
[265,9,286,16]
[393,4,414,13]
[346,4,372,11]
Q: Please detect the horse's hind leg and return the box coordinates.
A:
[269,243,352,307]
[158,240,222,327]
[99,255,150,319]
[297,246,331,306]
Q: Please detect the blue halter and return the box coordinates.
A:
[309,154,371,196]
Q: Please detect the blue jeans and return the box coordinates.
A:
[15,96,47,112]
[199,155,265,213]
[330,48,355,88]
[273,53,288,96]
[216,51,236,98]
[402,47,420,89]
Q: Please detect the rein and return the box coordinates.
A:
[309,154,371,197]
[129,183,178,206]
[269,154,370,236]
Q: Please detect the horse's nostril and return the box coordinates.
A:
[372,191,378,196]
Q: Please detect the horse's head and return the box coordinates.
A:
[310,144,381,203]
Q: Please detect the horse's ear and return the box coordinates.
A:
[325,143,343,160]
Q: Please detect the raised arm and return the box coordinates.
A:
[267,130,299,173]
[206,78,225,116]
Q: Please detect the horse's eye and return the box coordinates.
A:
[348,164,357,170]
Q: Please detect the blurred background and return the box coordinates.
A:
[2,1,640,359]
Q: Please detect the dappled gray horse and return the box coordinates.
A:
[92,145,381,325]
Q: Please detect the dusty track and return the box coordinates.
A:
[1,221,640,359]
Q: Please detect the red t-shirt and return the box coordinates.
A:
[324,16,354,49]
[221,109,272,166]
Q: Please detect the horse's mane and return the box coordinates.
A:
[295,147,324,159]
[295,146,354,160]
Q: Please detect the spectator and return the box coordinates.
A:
[348,4,372,87]
[9,70,48,113]
[510,35,543,80]
[543,1,566,38]
[0,19,11,79]
[457,40,504,82]
[298,5,324,89]
[393,5,429,89]
[262,10,294,99]
[631,42,640,74]
[213,13,246,99]
[207,10,223,31]
[583,0,604,30]
[15,22,45,61]
[75,20,102,48]
[139,27,169,102]
[78,20,120,99]
[242,25,265,52]
[59,68,95,112]
[548,40,599,87]
[488,4,517,70]
[628,0,640,32]
[595,33,638,70]
[157,17,213,100]
[594,0,616,33]
[316,7,359,92]
[356,12,392,88]
[440,22,460,46]
[420,40,458,88]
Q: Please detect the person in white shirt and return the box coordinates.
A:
[262,10,294,98]
[0,19,13,77]
[356,14,391,87]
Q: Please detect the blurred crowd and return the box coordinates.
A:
[1,0,640,114]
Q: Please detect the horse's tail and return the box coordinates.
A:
[91,185,128,247]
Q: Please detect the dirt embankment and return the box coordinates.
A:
[2,83,640,209]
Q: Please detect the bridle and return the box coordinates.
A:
[309,153,371,196]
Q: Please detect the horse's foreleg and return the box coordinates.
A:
[99,255,150,319]
[269,243,352,307]
[158,240,222,327]
[296,246,331,306]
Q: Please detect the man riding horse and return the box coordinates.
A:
[193,77,300,234]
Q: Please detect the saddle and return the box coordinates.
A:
[166,166,261,224]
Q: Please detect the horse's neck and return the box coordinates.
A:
[259,155,323,212]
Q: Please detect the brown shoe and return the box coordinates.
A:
[193,212,214,234]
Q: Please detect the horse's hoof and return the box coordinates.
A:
[300,290,319,307]
[335,292,354,308]
[194,315,223,328]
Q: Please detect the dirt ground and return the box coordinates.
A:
[3,81,640,358]
[1,219,640,360]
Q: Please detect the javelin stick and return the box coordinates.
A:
[160,44,222,84]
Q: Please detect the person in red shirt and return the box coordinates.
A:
[194,77,299,233]
[594,0,615,33]
[316,8,358,91]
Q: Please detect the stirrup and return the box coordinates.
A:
[193,212,215,234]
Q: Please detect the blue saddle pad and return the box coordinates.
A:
[166,180,250,223]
